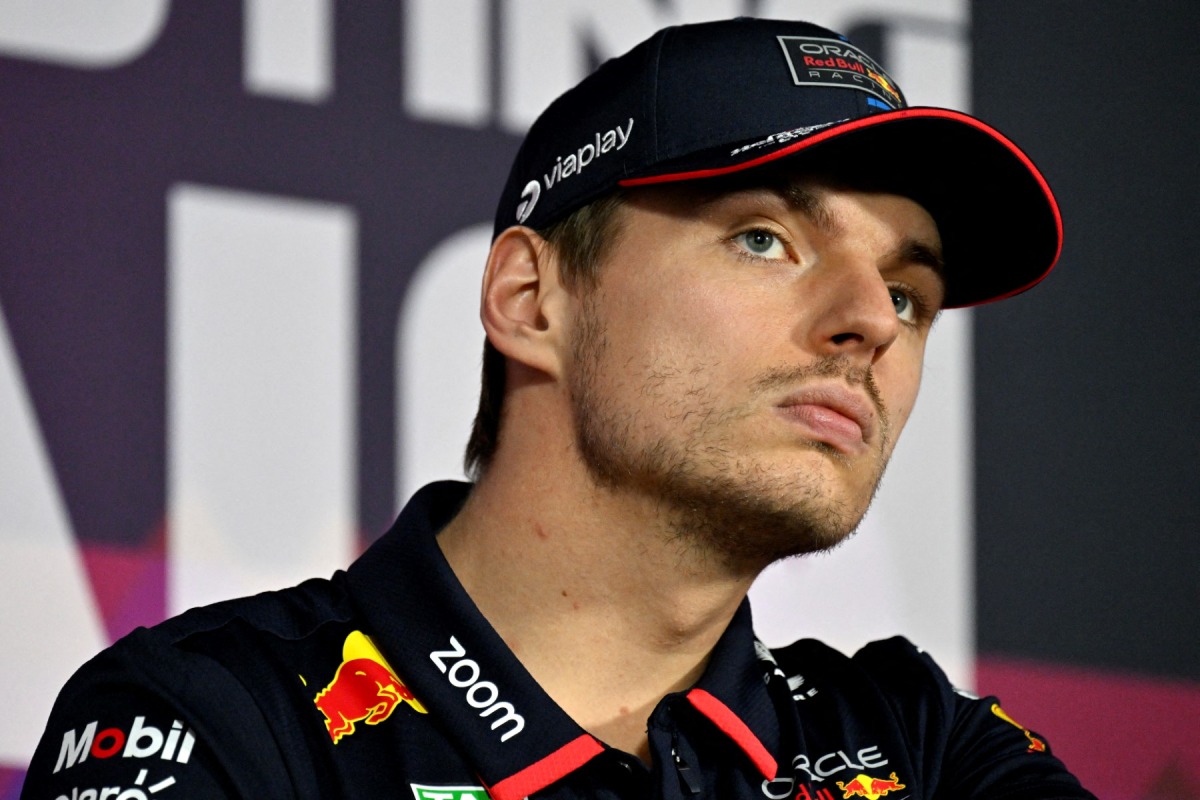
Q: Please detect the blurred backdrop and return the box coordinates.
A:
[0,2,1195,798]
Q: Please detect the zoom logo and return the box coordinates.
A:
[430,636,524,742]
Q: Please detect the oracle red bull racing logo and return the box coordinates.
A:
[313,630,426,743]
[777,36,906,111]
[836,772,906,799]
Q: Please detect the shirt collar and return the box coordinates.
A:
[346,482,600,799]
[687,601,783,781]
[347,481,785,797]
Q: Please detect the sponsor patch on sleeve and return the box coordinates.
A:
[46,713,201,797]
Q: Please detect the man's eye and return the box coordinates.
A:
[733,229,786,260]
[890,288,918,323]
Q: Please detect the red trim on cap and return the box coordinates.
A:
[686,688,777,780]
[618,107,1063,308]
[486,734,604,800]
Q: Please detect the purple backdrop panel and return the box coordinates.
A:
[978,656,1200,799]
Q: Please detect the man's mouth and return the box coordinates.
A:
[775,384,878,455]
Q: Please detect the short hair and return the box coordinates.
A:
[463,191,626,479]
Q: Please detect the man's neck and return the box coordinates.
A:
[436,458,758,761]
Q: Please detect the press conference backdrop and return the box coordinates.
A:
[0,2,1194,798]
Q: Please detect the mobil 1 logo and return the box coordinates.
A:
[49,715,198,797]
[55,716,196,773]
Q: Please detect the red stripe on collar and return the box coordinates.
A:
[686,688,777,780]
[487,734,604,800]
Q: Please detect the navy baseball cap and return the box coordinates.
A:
[493,17,1062,308]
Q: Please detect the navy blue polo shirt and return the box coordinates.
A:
[22,482,1094,799]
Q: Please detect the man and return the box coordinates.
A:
[23,17,1092,800]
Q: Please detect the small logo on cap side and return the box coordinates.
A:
[516,180,541,223]
[729,120,842,158]
[518,117,634,225]
[777,36,905,110]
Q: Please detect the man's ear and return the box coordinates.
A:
[480,226,571,379]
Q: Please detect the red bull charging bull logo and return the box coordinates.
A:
[990,703,1047,752]
[835,771,906,799]
[313,630,427,743]
[865,70,902,104]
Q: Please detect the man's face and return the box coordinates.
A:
[565,175,946,572]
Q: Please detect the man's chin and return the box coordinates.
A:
[655,471,873,574]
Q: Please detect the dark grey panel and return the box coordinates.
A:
[972,0,1200,680]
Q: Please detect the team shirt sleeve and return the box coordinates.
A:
[937,687,1096,800]
[854,637,1096,800]
[21,629,293,800]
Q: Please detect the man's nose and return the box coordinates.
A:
[805,262,900,364]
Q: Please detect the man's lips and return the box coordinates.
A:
[774,385,878,455]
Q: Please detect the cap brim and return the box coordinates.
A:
[619,108,1062,308]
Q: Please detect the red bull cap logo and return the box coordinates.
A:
[313,630,427,743]
[991,703,1047,752]
[836,771,906,799]
[865,70,902,104]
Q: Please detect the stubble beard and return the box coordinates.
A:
[568,300,893,575]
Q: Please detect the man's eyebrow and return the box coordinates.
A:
[694,182,837,231]
[781,183,836,232]
[895,238,945,278]
[890,238,948,309]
